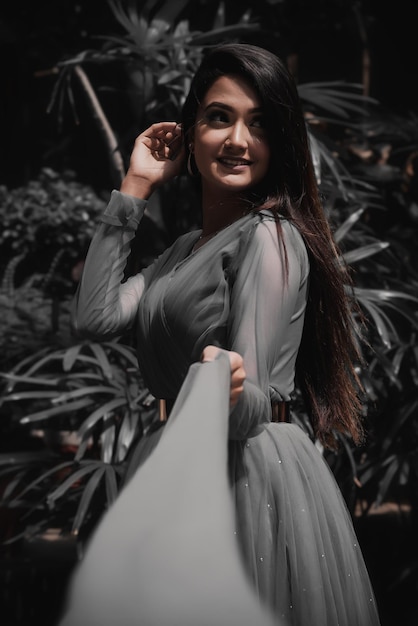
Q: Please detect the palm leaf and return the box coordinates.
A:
[2,390,61,402]
[104,464,119,506]
[51,385,121,404]
[47,461,104,505]
[358,298,397,348]
[0,371,59,390]
[100,418,116,464]
[115,410,140,463]
[358,453,395,487]
[108,341,140,367]
[342,242,390,265]
[23,353,67,377]
[376,456,403,505]
[333,206,365,243]
[19,398,94,425]
[2,469,29,500]
[355,287,418,305]
[63,343,85,371]
[76,397,128,441]
[89,343,115,380]
[3,461,75,503]
[71,466,106,534]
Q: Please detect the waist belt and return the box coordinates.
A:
[271,400,290,423]
[158,398,290,423]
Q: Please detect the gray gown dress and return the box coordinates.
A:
[61,190,381,626]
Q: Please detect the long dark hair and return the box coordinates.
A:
[182,43,364,448]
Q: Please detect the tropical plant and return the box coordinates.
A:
[0,168,106,263]
[0,168,109,369]
[0,257,73,368]
[0,168,107,302]
[299,88,418,517]
[0,340,156,550]
[44,0,259,189]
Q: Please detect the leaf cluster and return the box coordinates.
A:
[0,341,156,547]
[0,168,106,274]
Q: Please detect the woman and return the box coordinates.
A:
[62,43,380,625]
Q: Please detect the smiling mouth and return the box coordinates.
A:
[217,157,252,167]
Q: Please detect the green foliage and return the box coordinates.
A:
[0,168,108,366]
[0,267,73,368]
[47,0,260,181]
[325,110,418,518]
[0,168,106,281]
[0,341,156,543]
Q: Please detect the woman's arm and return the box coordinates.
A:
[226,216,308,439]
[72,122,185,339]
[71,190,148,338]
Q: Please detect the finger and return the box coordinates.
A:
[143,122,180,144]
[143,121,179,135]
[230,383,244,406]
[228,351,244,373]
[232,367,246,385]
[141,139,173,162]
[156,127,183,154]
[201,345,220,362]
[148,136,164,150]
[144,130,183,161]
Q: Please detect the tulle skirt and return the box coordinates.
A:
[59,355,380,626]
[229,423,380,625]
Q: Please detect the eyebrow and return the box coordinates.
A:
[204,102,263,114]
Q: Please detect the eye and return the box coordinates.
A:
[205,109,230,125]
[251,115,266,129]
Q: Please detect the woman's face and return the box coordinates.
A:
[192,75,270,201]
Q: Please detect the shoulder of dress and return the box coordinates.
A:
[256,208,285,220]
[246,210,295,239]
[247,210,309,271]
[252,210,301,239]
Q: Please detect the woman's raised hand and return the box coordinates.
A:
[120,122,185,199]
[201,345,246,408]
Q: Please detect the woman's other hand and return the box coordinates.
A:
[121,122,185,199]
[201,345,246,407]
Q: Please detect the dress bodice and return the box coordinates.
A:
[136,227,234,399]
[72,191,309,438]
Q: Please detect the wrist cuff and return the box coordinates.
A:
[99,189,147,230]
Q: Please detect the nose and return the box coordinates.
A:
[226,122,249,150]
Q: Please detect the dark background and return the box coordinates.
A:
[0,0,416,190]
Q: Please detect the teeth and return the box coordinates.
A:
[220,158,249,166]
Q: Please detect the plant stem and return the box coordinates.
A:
[74,65,126,187]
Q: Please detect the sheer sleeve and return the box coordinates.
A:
[227,215,309,440]
[71,190,150,339]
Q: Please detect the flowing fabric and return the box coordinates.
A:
[64,190,381,625]
[60,354,277,626]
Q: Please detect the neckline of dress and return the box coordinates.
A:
[189,210,255,256]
